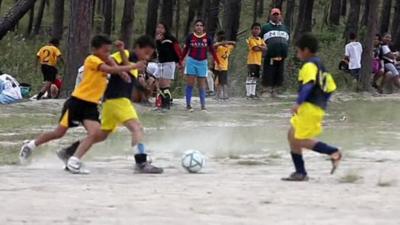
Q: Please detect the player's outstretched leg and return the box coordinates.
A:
[125,120,163,174]
[282,127,309,181]
[19,125,68,162]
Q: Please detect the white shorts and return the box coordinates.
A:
[385,63,400,76]
[156,62,176,80]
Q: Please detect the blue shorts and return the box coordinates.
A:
[185,57,208,77]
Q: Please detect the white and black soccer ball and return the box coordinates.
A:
[181,150,205,173]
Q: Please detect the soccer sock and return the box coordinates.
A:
[27,140,37,150]
[36,92,45,100]
[312,142,339,155]
[223,85,228,98]
[252,79,257,96]
[291,152,307,175]
[132,143,145,154]
[199,88,206,107]
[185,85,193,107]
[163,88,171,109]
[246,78,251,96]
[65,141,80,157]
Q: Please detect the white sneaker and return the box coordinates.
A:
[19,140,33,162]
[66,157,90,174]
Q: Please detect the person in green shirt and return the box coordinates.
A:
[261,8,290,97]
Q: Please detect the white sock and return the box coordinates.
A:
[245,78,251,96]
[252,79,257,96]
[27,140,36,150]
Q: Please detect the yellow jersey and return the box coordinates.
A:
[298,62,319,85]
[215,44,234,71]
[36,45,62,66]
[72,55,108,104]
[111,50,138,78]
[247,36,265,65]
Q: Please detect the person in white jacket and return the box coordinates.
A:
[0,74,22,104]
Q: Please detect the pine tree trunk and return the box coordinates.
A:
[198,0,210,20]
[0,0,36,39]
[392,0,400,50]
[271,0,283,9]
[103,0,112,35]
[223,0,242,41]
[329,0,341,26]
[120,0,135,48]
[361,0,370,26]
[0,0,3,12]
[112,0,116,32]
[294,0,315,41]
[145,0,159,36]
[52,0,64,40]
[380,0,392,34]
[25,3,35,36]
[253,0,258,23]
[33,0,46,35]
[63,0,93,96]
[285,0,295,31]
[341,0,347,16]
[207,0,220,38]
[359,0,379,91]
[257,0,264,17]
[160,0,174,29]
[175,0,180,39]
[185,0,197,35]
[344,0,361,39]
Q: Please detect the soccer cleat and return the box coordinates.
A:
[135,162,164,174]
[281,172,309,182]
[186,105,194,112]
[19,141,33,162]
[201,106,207,112]
[330,151,343,175]
[66,157,90,174]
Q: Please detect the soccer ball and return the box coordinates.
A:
[181,150,205,173]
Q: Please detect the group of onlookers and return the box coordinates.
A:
[343,32,400,93]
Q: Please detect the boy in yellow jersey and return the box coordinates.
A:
[58,36,163,174]
[213,31,235,99]
[20,35,141,174]
[283,33,342,181]
[36,38,63,100]
[246,23,266,98]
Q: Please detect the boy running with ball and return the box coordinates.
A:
[283,33,342,181]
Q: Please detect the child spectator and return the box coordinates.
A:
[344,32,363,80]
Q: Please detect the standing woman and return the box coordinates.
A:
[181,19,220,111]
[155,23,182,110]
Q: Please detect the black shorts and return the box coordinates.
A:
[262,58,285,87]
[248,64,261,78]
[41,64,58,82]
[59,97,100,128]
[215,70,228,85]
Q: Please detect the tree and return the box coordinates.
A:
[344,0,361,39]
[380,0,392,34]
[145,0,160,36]
[33,0,46,35]
[285,0,295,31]
[63,0,93,96]
[185,0,197,35]
[0,0,37,39]
[207,0,220,38]
[341,0,347,16]
[257,0,264,17]
[359,0,379,91]
[103,0,112,35]
[360,0,370,26]
[120,0,135,48]
[392,0,400,50]
[329,0,341,26]
[223,0,241,41]
[0,0,3,12]
[175,0,180,38]
[271,0,283,9]
[294,0,315,41]
[25,3,35,36]
[160,0,174,29]
[52,0,64,40]
[198,0,210,19]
